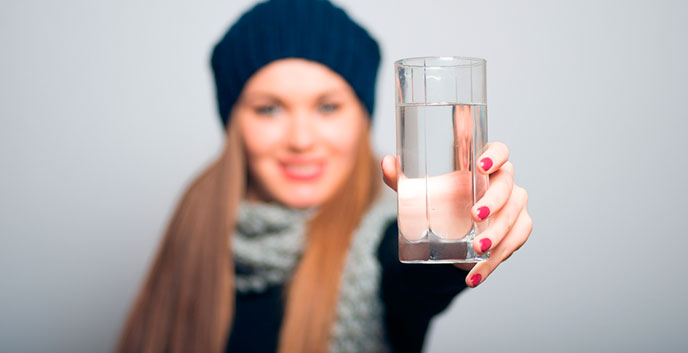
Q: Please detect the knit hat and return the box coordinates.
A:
[210,0,381,127]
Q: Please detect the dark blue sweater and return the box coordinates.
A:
[225,219,469,353]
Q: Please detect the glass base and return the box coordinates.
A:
[399,229,489,263]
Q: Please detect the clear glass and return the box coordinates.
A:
[395,56,490,263]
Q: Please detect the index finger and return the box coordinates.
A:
[478,142,510,174]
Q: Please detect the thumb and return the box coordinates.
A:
[381,155,398,191]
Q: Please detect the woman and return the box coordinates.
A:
[116,0,532,352]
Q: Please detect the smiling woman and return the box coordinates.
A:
[114,0,531,353]
[235,59,367,208]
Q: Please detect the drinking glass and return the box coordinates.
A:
[395,56,490,263]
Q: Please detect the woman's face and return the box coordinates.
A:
[232,58,367,208]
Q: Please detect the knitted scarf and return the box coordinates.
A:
[232,188,397,353]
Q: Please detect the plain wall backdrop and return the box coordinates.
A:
[1,0,687,352]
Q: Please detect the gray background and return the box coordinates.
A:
[1,0,687,352]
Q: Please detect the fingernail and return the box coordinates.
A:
[477,206,490,220]
[470,273,482,287]
[479,238,492,252]
[480,157,493,172]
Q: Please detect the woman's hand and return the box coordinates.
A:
[380,142,533,288]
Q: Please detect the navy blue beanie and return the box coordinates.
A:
[210,0,381,127]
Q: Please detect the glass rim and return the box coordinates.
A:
[394,56,486,68]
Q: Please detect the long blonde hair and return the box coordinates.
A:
[116,114,381,353]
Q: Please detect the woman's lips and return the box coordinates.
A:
[279,161,326,181]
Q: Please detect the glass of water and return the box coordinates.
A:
[395,56,490,263]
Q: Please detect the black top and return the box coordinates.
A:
[225,219,469,353]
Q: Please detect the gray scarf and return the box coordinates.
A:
[232,188,398,353]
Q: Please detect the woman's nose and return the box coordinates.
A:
[286,112,316,151]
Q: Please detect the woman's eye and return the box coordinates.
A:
[255,105,280,116]
[318,103,340,114]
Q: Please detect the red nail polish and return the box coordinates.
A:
[470,273,482,287]
[480,157,493,172]
[477,206,490,220]
[479,238,492,252]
